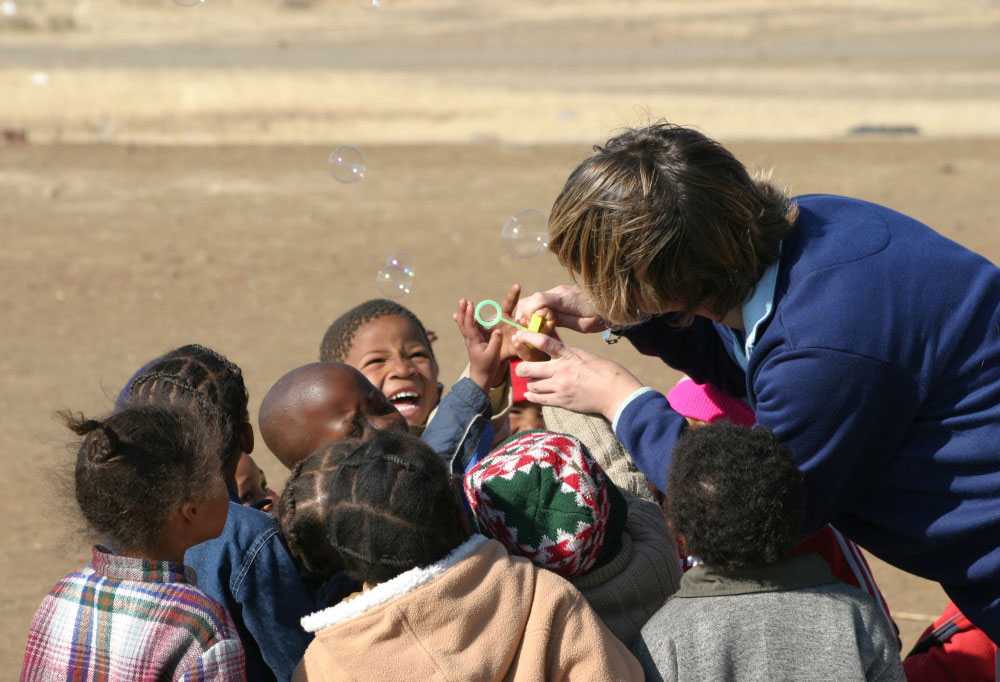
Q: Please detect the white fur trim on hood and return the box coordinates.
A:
[301,534,489,633]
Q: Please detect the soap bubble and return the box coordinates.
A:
[1,1,17,17]
[501,209,549,259]
[329,146,367,183]
[174,0,206,6]
[358,0,382,7]
[376,254,415,298]
[30,72,49,87]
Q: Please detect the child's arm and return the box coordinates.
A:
[420,299,504,473]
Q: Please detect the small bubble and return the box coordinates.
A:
[174,0,205,6]
[329,146,367,183]
[358,0,382,8]
[1,1,17,17]
[30,72,49,87]
[376,254,415,298]
[501,209,549,259]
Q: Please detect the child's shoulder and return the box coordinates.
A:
[165,580,242,643]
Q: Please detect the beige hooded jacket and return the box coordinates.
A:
[293,535,642,682]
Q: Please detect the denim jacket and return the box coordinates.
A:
[185,502,317,682]
[420,377,493,474]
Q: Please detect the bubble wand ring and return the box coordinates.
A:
[474,299,544,333]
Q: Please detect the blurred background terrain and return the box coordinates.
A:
[3,0,999,669]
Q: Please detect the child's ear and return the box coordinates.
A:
[178,500,201,526]
[240,422,255,455]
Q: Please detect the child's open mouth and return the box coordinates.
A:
[388,390,422,420]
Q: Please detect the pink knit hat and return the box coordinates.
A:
[666,377,755,427]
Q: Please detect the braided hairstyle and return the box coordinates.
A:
[62,405,222,552]
[278,430,468,585]
[120,344,249,473]
[319,299,435,363]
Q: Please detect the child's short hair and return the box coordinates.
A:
[547,122,798,326]
[120,344,248,471]
[278,430,467,584]
[62,405,222,552]
[319,299,434,363]
[667,423,803,570]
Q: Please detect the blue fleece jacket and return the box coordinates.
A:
[615,195,1000,639]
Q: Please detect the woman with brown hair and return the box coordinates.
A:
[511,122,1000,644]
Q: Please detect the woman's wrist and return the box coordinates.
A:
[599,372,644,423]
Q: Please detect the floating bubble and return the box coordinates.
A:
[501,209,549,259]
[1,1,17,17]
[357,0,382,7]
[329,146,367,183]
[174,0,206,6]
[376,254,415,298]
[30,72,49,87]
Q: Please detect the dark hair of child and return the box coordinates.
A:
[278,430,467,585]
[319,299,435,364]
[61,405,222,552]
[122,344,248,473]
[667,423,804,571]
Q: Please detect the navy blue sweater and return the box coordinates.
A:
[616,195,1000,634]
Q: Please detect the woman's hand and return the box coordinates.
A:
[514,284,608,334]
[453,298,503,392]
[513,331,643,421]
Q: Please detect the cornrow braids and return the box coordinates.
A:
[61,405,223,552]
[120,344,249,470]
[319,299,434,363]
[278,430,468,586]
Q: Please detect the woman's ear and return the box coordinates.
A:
[240,422,254,455]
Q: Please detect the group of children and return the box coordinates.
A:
[20,291,993,681]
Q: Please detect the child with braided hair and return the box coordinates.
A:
[278,429,643,682]
[118,344,320,682]
[21,405,245,681]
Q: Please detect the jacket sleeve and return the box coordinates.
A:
[615,346,919,524]
[421,377,493,474]
[621,315,747,398]
[614,390,688,494]
[231,528,317,682]
[547,592,645,681]
[752,347,919,534]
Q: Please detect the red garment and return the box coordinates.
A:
[904,601,997,682]
[791,525,895,633]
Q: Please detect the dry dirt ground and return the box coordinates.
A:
[2,138,999,669]
[2,0,1000,673]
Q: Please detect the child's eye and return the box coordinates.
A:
[364,358,385,367]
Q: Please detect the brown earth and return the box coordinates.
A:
[2,138,998,669]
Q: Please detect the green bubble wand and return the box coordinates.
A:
[474,299,544,334]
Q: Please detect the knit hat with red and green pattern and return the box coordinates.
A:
[463,430,626,578]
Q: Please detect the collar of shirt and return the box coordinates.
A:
[90,545,194,585]
[677,553,834,598]
[729,246,782,372]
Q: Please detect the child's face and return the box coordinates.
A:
[235,454,278,513]
[508,401,545,434]
[316,366,409,446]
[344,315,440,427]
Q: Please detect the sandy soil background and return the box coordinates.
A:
[2,0,999,673]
